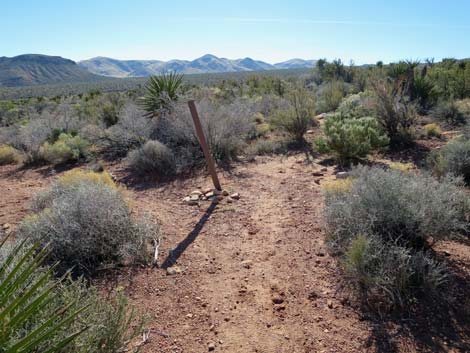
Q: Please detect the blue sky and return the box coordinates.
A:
[2,0,470,64]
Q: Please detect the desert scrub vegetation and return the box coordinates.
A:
[84,103,157,158]
[336,92,376,119]
[271,88,315,142]
[423,123,442,138]
[18,170,159,275]
[428,136,470,185]
[323,166,469,310]
[0,144,21,165]
[432,99,470,126]
[316,80,347,113]
[140,72,183,116]
[371,79,418,147]
[0,237,145,353]
[245,138,290,157]
[315,114,389,164]
[127,140,176,176]
[40,133,89,164]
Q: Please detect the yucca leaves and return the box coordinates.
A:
[139,72,183,116]
[0,236,86,353]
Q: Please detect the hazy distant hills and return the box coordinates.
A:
[0,54,102,87]
[79,54,317,77]
[0,53,317,87]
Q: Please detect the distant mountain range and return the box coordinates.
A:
[78,54,317,77]
[0,54,317,87]
[0,54,102,87]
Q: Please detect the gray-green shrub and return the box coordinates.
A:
[324,167,468,310]
[169,99,255,163]
[428,137,470,185]
[324,166,468,251]
[84,103,156,158]
[343,235,448,309]
[127,140,176,176]
[18,173,159,275]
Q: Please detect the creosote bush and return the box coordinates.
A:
[40,133,88,165]
[428,137,470,185]
[127,140,176,176]
[0,144,21,165]
[18,171,158,275]
[271,88,315,141]
[323,166,468,310]
[432,99,469,126]
[317,80,347,113]
[316,114,389,164]
[371,80,417,146]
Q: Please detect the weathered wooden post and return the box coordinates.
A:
[187,100,222,191]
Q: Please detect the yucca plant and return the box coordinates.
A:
[0,236,87,353]
[140,72,183,117]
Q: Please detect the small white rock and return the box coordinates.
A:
[335,172,350,179]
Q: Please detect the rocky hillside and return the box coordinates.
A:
[0,54,103,87]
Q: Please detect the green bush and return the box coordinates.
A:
[0,238,145,353]
[371,80,417,146]
[317,80,346,113]
[18,171,159,275]
[0,144,21,165]
[324,167,467,310]
[246,138,289,156]
[40,133,88,165]
[428,137,470,185]
[56,278,145,353]
[423,123,442,138]
[271,88,315,141]
[432,99,468,126]
[127,140,176,176]
[315,114,389,164]
[336,92,376,119]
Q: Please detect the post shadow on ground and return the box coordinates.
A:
[160,200,218,269]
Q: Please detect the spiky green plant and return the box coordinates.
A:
[140,72,183,117]
[0,236,87,353]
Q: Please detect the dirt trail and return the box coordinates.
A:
[119,156,370,353]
